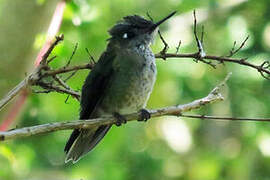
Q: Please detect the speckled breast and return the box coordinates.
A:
[119,51,156,114]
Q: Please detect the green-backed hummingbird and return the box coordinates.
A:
[64,11,176,163]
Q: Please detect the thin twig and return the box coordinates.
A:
[227,36,249,57]
[175,40,181,54]
[47,56,57,64]
[64,70,78,82]
[180,114,270,122]
[259,61,270,80]
[60,43,80,82]
[44,63,93,76]
[157,30,170,60]
[53,75,71,90]
[193,10,206,59]
[192,10,217,68]
[201,25,205,44]
[36,81,80,101]
[65,95,70,104]
[41,34,64,65]
[32,90,51,94]
[85,48,96,64]
[65,42,78,67]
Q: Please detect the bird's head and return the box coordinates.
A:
[108,11,176,48]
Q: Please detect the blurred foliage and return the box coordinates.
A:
[0,0,270,179]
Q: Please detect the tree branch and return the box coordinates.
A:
[155,53,270,78]
[0,35,65,111]
[155,10,270,80]
[0,78,225,141]
[0,80,28,110]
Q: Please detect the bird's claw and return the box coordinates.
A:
[138,109,151,122]
[113,112,127,126]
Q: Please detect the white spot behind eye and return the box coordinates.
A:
[123,33,128,39]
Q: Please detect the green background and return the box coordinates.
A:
[0,0,270,179]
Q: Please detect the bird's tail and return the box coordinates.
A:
[64,125,111,163]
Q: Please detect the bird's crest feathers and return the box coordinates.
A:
[108,15,153,37]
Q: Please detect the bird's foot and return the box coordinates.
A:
[138,109,151,122]
[113,112,127,126]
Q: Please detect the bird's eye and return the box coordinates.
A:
[122,32,135,39]
[123,33,128,39]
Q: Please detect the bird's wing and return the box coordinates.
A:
[80,49,116,120]
[64,47,116,155]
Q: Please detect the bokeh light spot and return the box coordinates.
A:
[158,117,192,153]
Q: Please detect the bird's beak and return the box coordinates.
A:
[148,11,177,32]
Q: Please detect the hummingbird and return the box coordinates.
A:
[64,11,176,163]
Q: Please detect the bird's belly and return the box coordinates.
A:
[118,70,155,114]
[99,62,156,115]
